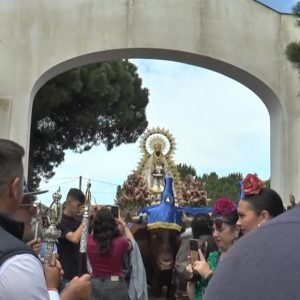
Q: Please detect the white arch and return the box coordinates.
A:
[0,0,299,204]
[31,48,283,194]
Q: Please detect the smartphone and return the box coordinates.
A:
[201,241,207,259]
[111,205,119,218]
[190,239,200,264]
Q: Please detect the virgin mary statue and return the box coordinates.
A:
[137,128,182,199]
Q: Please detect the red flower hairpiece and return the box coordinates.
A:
[212,197,237,216]
[242,173,261,195]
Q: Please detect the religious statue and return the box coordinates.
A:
[149,142,166,193]
[137,128,182,199]
[116,127,211,212]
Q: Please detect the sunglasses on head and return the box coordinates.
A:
[208,218,233,232]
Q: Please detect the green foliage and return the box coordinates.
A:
[176,162,245,206]
[286,42,300,68]
[293,1,300,16]
[29,60,149,189]
[116,185,122,200]
[177,163,196,180]
[177,162,244,206]
[286,3,300,68]
[198,172,243,206]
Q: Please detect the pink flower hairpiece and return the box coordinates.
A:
[212,197,237,216]
[242,173,261,196]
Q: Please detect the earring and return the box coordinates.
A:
[258,223,261,227]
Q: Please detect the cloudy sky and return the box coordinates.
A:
[37,1,296,207]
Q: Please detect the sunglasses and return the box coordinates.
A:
[208,218,233,232]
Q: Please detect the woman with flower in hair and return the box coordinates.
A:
[237,173,285,235]
[186,198,239,300]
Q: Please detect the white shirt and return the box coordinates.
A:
[0,254,60,300]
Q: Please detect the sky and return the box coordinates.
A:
[38,60,270,207]
[257,0,297,13]
[37,0,296,207]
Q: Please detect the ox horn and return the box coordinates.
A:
[182,213,194,226]
[127,212,148,224]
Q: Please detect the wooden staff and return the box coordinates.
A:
[78,180,91,276]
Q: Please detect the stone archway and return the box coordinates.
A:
[0,0,299,204]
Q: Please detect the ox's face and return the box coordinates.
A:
[148,228,181,271]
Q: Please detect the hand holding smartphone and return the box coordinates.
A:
[190,239,200,264]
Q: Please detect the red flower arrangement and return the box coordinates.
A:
[212,197,236,216]
[242,173,261,195]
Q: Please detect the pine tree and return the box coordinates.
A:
[29,60,149,189]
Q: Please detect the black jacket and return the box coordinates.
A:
[0,213,37,266]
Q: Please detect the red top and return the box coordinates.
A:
[87,233,129,277]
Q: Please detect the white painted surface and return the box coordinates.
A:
[0,0,299,205]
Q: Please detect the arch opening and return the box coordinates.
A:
[29,48,280,205]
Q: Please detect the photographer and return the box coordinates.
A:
[185,198,239,300]
[87,207,133,300]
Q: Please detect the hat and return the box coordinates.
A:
[23,179,48,197]
[138,176,183,232]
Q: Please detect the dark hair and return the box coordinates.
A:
[92,208,121,254]
[67,188,85,204]
[0,139,24,196]
[191,214,211,238]
[243,188,284,218]
[212,212,239,226]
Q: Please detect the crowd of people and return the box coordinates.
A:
[174,173,291,300]
[0,138,149,300]
[0,138,299,300]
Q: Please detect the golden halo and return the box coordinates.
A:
[146,133,170,155]
[140,127,176,158]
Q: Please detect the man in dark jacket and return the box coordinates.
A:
[0,139,90,300]
[58,188,85,288]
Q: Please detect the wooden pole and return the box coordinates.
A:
[79,176,82,190]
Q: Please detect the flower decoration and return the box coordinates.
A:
[116,171,152,213]
[212,197,237,216]
[180,175,208,207]
[242,173,261,195]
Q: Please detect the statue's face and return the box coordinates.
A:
[154,143,162,156]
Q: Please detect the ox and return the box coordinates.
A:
[129,177,213,299]
[131,222,181,299]
[128,176,183,299]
